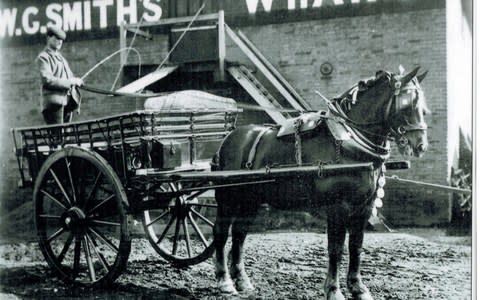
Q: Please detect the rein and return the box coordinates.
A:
[79,84,168,98]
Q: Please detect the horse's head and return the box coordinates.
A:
[343,67,429,158]
[385,67,429,157]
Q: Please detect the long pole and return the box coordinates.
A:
[386,175,471,195]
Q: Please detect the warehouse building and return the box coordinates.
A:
[0,0,472,225]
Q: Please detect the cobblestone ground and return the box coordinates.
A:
[0,231,471,299]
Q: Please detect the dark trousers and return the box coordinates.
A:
[42,104,72,124]
[42,104,73,144]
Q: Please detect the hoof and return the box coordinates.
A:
[348,278,373,300]
[326,287,345,300]
[351,291,374,300]
[235,277,254,292]
[217,278,238,295]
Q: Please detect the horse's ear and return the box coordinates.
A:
[417,70,428,83]
[401,66,420,85]
[358,80,367,89]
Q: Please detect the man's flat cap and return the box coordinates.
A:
[46,26,66,40]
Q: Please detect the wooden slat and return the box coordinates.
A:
[17,110,239,155]
[116,66,178,93]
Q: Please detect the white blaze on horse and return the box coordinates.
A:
[211,67,428,300]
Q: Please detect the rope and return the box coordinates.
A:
[155,3,205,71]
[111,16,145,90]
[81,47,141,81]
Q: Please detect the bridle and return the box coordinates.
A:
[385,74,427,147]
[329,72,426,141]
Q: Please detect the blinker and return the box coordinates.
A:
[395,89,415,112]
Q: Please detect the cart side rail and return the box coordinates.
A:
[11,109,240,186]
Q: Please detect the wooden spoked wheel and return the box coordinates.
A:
[142,182,216,266]
[33,147,131,287]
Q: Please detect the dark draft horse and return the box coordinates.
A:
[212,67,429,299]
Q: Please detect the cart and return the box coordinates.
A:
[11,104,374,287]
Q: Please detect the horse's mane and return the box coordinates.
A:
[333,71,429,114]
[332,72,387,113]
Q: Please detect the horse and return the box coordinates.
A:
[211,67,429,300]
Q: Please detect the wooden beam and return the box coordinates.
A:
[218,10,226,81]
[116,66,178,93]
[170,25,217,32]
[126,27,153,40]
[119,21,127,65]
[124,13,219,29]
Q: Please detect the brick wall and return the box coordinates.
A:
[0,8,449,225]
[226,9,449,225]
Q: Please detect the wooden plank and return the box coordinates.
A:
[218,10,226,81]
[225,24,305,111]
[228,66,286,124]
[124,13,219,29]
[119,21,127,65]
[170,25,217,32]
[125,27,152,40]
[116,66,178,93]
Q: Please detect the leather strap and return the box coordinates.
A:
[245,127,271,169]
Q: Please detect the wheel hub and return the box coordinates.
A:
[62,207,87,234]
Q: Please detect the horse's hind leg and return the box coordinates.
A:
[324,204,347,300]
[214,200,237,294]
[347,212,373,300]
[230,212,256,292]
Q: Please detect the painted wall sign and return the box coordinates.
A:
[0,0,442,46]
[242,0,376,14]
[0,0,163,39]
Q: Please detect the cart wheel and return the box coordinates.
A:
[142,182,216,266]
[34,147,131,287]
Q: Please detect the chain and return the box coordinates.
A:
[294,119,303,165]
[317,161,326,178]
[335,140,342,163]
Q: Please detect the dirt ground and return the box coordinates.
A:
[0,229,471,300]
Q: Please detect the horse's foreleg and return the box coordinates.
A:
[230,214,255,292]
[347,212,373,300]
[324,204,347,300]
[214,204,236,294]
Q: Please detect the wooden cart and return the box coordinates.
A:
[11,108,373,287]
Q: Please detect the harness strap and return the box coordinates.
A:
[328,104,391,154]
[245,127,271,169]
[294,118,303,165]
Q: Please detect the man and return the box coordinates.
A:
[36,26,83,124]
